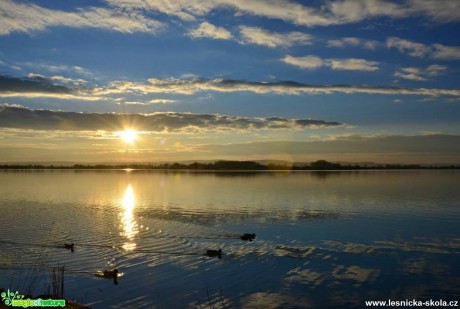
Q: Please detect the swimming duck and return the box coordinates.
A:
[205,249,222,259]
[240,233,256,241]
[64,243,74,252]
[103,269,119,279]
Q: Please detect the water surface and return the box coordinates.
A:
[0,170,459,308]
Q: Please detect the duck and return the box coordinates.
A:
[205,249,222,259]
[103,269,119,279]
[64,243,74,252]
[240,233,256,241]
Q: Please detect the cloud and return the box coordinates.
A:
[408,0,460,23]
[27,73,88,86]
[106,0,460,28]
[148,99,177,104]
[3,74,460,101]
[282,55,379,71]
[0,0,161,36]
[394,71,426,82]
[327,37,360,48]
[0,75,100,100]
[2,0,459,40]
[386,37,432,57]
[426,65,448,76]
[101,77,460,97]
[326,0,460,25]
[20,63,94,78]
[4,73,460,104]
[188,22,232,40]
[107,0,333,26]
[281,55,323,69]
[327,37,380,49]
[239,26,312,48]
[328,58,379,71]
[123,99,177,105]
[394,65,447,81]
[326,0,410,22]
[387,37,460,60]
[432,44,460,60]
[0,104,343,132]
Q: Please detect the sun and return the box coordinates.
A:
[119,129,138,143]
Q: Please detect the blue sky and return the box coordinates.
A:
[0,0,460,163]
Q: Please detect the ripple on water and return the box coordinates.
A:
[1,170,459,308]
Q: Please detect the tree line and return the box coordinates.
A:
[0,160,458,170]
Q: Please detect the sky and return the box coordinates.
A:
[0,0,460,164]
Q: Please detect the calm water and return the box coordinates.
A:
[0,170,459,308]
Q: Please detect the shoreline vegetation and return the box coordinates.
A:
[0,160,459,170]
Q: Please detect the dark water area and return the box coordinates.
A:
[0,170,459,308]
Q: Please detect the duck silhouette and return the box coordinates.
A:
[240,233,256,241]
[205,249,222,259]
[103,269,119,278]
[103,269,119,285]
[64,243,74,252]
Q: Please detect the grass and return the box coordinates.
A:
[1,265,91,309]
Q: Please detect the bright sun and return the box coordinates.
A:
[119,129,138,143]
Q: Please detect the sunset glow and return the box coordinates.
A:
[0,0,459,164]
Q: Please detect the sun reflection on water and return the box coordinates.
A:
[120,184,139,250]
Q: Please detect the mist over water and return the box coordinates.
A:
[0,170,459,308]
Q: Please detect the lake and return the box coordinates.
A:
[0,170,459,308]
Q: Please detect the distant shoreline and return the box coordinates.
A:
[0,160,459,171]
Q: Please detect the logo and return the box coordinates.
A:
[1,289,66,308]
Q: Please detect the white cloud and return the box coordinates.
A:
[23,63,94,77]
[27,73,88,86]
[0,92,101,100]
[432,44,460,60]
[149,99,177,104]
[281,55,323,69]
[239,26,312,48]
[106,0,460,28]
[394,71,427,81]
[386,37,431,57]
[107,0,333,26]
[408,0,460,23]
[327,0,410,23]
[328,58,379,71]
[363,40,380,50]
[122,99,176,105]
[0,0,162,36]
[4,74,460,102]
[188,22,232,40]
[327,37,380,50]
[401,67,421,74]
[2,0,459,40]
[99,77,460,98]
[282,55,379,71]
[387,37,460,60]
[426,64,447,76]
[393,64,447,81]
[327,37,361,48]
